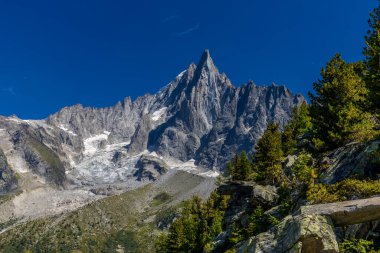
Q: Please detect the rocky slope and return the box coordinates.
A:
[210,140,380,253]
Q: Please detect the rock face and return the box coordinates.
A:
[301,196,380,227]
[237,196,380,253]
[0,50,304,189]
[218,181,278,208]
[0,148,17,194]
[320,140,380,184]
[238,214,339,253]
[134,155,169,181]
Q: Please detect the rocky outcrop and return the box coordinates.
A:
[0,148,17,194]
[218,181,278,208]
[301,196,380,227]
[320,140,380,184]
[134,155,169,181]
[238,214,339,253]
[11,125,66,186]
[237,196,380,253]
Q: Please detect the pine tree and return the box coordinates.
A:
[309,54,376,149]
[282,102,312,155]
[254,123,284,185]
[239,151,252,180]
[364,2,380,114]
[226,152,252,181]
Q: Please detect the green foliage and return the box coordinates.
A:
[340,239,378,253]
[246,205,267,236]
[227,151,252,181]
[254,123,284,185]
[290,152,318,186]
[156,192,230,253]
[151,192,172,206]
[309,54,377,150]
[282,102,313,155]
[307,179,380,204]
[277,152,317,214]
[103,230,141,253]
[228,225,245,246]
[364,2,380,115]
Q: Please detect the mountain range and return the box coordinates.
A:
[0,50,303,229]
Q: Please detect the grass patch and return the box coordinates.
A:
[151,192,172,207]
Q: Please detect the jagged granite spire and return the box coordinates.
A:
[196,49,218,73]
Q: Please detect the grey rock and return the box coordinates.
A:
[11,125,66,186]
[0,148,17,194]
[134,155,169,181]
[237,214,339,253]
[301,196,380,227]
[320,140,380,184]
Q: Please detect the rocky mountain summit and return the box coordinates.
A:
[0,50,303,193]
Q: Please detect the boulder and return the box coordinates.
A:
[237,214,339,253]
[218,181,279,208]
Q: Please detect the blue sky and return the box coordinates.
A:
[0,0,377,119]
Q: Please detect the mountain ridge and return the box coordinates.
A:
[0,50,304,193]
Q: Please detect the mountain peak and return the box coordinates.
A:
[196,49,218,73]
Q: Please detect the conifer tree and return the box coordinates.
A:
[254,123,284,185]
[239,151,252,180]
[282,102,312,155]
[309,54,376,149]
[226,151,252,181]
[364,2,380,114]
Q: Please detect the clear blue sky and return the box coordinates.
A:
[0,0,377,119]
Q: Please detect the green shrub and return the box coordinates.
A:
[339,239,377,253]
[307,179,380,204]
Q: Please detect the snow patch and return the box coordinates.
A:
[176,70,186,79]
[83,131,111,156]
[151,107,167,121]
[58,125,77,136]
[199,171,220,178]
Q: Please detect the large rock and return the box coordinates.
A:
[320,140,380,184]
[301,196,380,227]
[218,181,279,207]
[237,214,339,253]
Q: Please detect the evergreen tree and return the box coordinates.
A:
[309,54,376,149]
[282,102,312,155]
[238,151,252,180]
[364,2,380,114]
[226,151,252,181]
[156,193,230,253]
[254,123,284,185]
